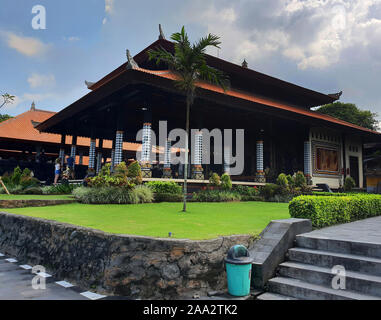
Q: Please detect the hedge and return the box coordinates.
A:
[154,193,183,202]
[289,194,381,228]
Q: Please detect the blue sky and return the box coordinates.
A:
[1,0,381,122]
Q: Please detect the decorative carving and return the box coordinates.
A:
[126,49,139,70]
[328,91,343,100]
[159,24,165,40]
[242,59,248,68]
[85,80,95,89]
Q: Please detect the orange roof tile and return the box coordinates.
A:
[133,68,381,135]
[0,108,141,151]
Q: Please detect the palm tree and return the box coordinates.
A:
[148,26,228,212]
[0,93,15,109]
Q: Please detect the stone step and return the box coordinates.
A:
[268,277,380,300]
[256,292,298,300]
[296,234,381,259]
[279,261,381,297]
[288,247,381,276]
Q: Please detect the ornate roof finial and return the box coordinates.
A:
[31,101,35,111]
[242,59,248,68]
[126,49,139,70]
[85,80,95,89]
[328,91,343,100]
[159,24,165,40]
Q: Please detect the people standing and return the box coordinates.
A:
[66,155,75,179]
[54,158,61,185]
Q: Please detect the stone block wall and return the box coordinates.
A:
[0,212,255,299]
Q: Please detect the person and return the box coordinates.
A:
[54,158,61,185]
[66,155,75,179]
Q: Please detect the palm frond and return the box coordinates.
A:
[198,64,229,92]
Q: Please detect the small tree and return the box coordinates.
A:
[127,161,142,185]
[0,93,15,109]
[294,171,307,188]
[209,172,221,187]
[344,176,356,192]
[221,173,232,190]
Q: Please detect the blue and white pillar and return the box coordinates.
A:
[192,130,204,180]
[255,140,265,182]
[88,139,96,169]
[304,140,312,184]
[114,131,123,165]
[141,122,152,177]
[162,138,172,178]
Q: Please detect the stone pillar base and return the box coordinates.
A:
[162,167,172,178]
[192,165,204,180]
[255,171,266,183]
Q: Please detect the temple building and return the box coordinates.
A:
[0,103,140,181]
[35,28,381,189]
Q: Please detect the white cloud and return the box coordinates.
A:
[27,73,56,88]
[102,17,107,25]
[183,0,381,70]
[2,32,50,57]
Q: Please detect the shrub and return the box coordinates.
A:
[294,171,307,188]
[234,185,260,197]
[276,173,289,188]
[11,166,22,185]
[289,194,381,228]
[344,176,356,192]
[22,186,43,194]
[113,162,128,178]
[193,189,241,202]
[42,183,80,195]
[145,181,182,194]
[154,193,183,202]
[127,161,142,184]
[72,185,152,204]
[87,176,133,188]
[132,185,154,203]
[99,163,112,177]
[209,172,221,187]
[259,183,280,200]
[221,173,232,190]
[286,174,294,187]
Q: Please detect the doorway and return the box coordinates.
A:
[349,156,359,187]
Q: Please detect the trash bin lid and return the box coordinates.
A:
[224,245,252,265]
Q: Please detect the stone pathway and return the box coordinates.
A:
[300,216,381,245]
[0,254,109,300]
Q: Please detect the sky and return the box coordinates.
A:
[1,0,381,120]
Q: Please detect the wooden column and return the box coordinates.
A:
[59,134,66,167]
[96,139,103,174]
[70,136,77,168]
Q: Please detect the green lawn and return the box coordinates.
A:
[5,201,289,240]
[0,194,73,200]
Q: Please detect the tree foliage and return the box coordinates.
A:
[0,114,12,123]
[317,102,378,131]
[148,26,228,212]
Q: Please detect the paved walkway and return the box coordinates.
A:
[301,216,381,244]
[0,254,108,300]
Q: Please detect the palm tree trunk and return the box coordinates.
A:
[183,97,191,212]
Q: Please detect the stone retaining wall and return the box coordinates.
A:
[0,199,75,208]
[0,212,255,299]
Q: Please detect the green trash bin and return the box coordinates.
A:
[225,245,252,297]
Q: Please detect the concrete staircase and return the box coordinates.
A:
[257,232,381,300]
